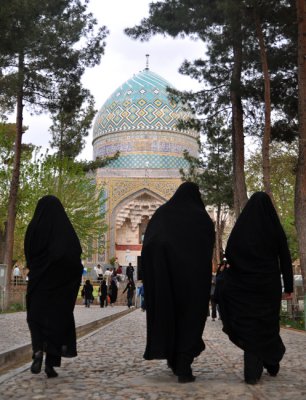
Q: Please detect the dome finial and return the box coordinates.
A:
[145,54,150,70]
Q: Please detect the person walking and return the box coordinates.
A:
[137,282,145,311]
[209,274,217,321]
[123,280,135,308]
[24,195,83,378]
[116,264,124,282]
[141,181,215,383]
[109,276,118,306]
[94,264,104,281]
[218,192,293,385]
[81,280,94,308]
[126,262,135,282]
[13,264,21,285]
[99,278,108,308]
[104,267,112,286]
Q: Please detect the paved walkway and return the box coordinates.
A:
[0,308,305,399]
[0,305,128,353]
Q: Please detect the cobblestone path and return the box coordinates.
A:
[0,309,305,399]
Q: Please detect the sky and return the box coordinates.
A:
[14,0,205,161]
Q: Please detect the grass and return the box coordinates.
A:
[0,302,26,313]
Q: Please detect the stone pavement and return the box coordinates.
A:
[0,308,305,400]
[0,305,128,353]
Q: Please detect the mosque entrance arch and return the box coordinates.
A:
[110,189,166,268]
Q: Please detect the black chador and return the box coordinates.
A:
[24,195,83,377]
[141,182,215,383]
[218,192,293,383]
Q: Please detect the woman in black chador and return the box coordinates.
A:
[218,192,293,385]
[109,277,118,306]
[141,182,215,383]
[99,278,108,307]
[81,280,94,308]
[24,195,83,378]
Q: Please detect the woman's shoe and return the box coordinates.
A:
[45,365,58,378]
[245,378,258,385]
[244,351,263,383]
[264,362,280,377]
[167,359,177,376]
[30,351,43,374]
[178,374,196,383]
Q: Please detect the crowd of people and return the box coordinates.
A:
[80,262,137,309]
[23,183,293,385]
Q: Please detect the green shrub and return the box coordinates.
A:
[8,303,25,312]
[280,312,305,330]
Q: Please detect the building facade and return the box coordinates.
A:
[92,68,199,270]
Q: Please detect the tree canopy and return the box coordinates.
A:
[0,129,107,262]
[0,0,108,114]
[0,0,109,268]
[126,0,298,218]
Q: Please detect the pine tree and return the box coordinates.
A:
[0,0,108,270]
[295,0,306,329]
[125,0,297,216]
[49,86,96,160]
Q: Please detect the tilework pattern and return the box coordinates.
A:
[93,131,199,162]
[106,177,181,211]
[98,176,182,259]
[93,69,194,139]
[100,154,190,169]
[92,69,199,170]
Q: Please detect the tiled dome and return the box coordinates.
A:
[92,69,199,168]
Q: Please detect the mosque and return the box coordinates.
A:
[90,63,199,275]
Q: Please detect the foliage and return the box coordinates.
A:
[0,137,107,261]
[78,151,120,173]
[125,0,297,143]
[0,0,108,115]
[8,302,25,313]
[0,124,14,232]
[0,0,109,268]
[49,91,96,160]
[0,123,34,232]
[280,311,305,331]
[125,0,298,220]
[20,152,107,261]
[109,257,116,266]
[180,118,233,209]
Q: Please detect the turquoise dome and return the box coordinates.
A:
[93,69,190,139]
[92,69,198,168]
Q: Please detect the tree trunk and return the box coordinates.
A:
[0,223,6,264]
[254,9,276,206]
[3,53,24,276]
[295,0,306,330]
[215,204,221,267]
[57,124,64,196]
[230,22,248,218]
